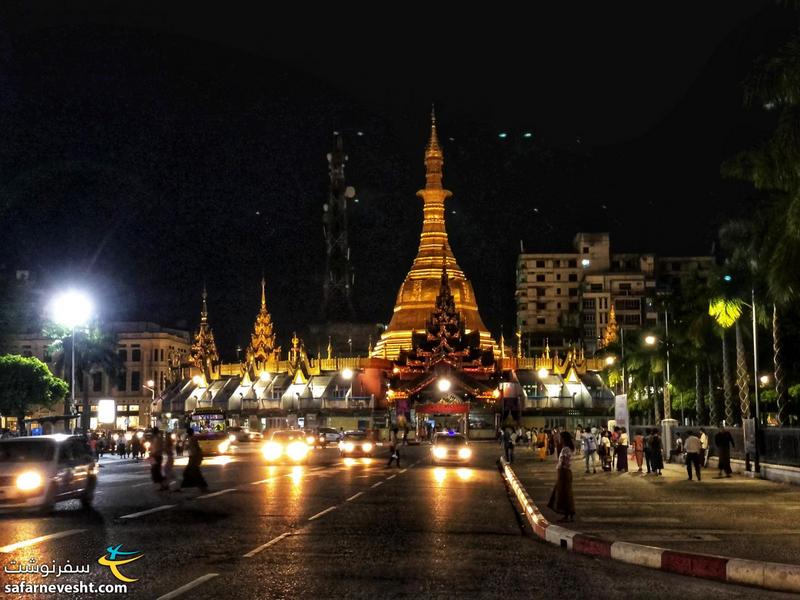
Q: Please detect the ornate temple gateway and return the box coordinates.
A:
[153,114,614,438]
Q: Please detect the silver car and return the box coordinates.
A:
[0,435,98,513]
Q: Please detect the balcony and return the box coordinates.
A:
[322,396,374,410]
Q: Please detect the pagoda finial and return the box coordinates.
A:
[260,276,266,309]
[424,107,444,189]
[200,284,208,324]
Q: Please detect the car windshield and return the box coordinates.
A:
[0,440,56,462]
[272,431,303,442]
[343,433,366,440]
[434,435,466,446]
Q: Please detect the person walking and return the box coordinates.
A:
[684,431,703,481]
[600,430,612,471]
[650,430,664,475]
[547,431,576,523]
[633,430,645,473]
[181,428,209,492]
[503,426,515,463]
[616,427,629,472]
[160,432,175,491]
[387,426,401,467]
[583,427,597,474]
[149,427,164,486]
[714,429,735,478]
[536,429,548,462]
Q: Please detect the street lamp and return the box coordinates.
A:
[143,379,156,428]
[342,368,354,408]
[49,290,93,432]
[437,378,451,393]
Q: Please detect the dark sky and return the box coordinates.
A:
[1,2,796,357]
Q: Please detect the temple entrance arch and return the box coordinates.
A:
[415,399,470,440]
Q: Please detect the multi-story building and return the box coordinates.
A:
[2,322,190,431]
[517,233,715,354]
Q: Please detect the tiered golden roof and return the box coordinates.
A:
[246,278,280,370]
[373,110,495,359]
[602,304,619,347]
[190,286,219,379]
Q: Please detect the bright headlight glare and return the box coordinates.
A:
[262,442,282,461]
[458,447,472,459]
[433,446,447,459]
[228,434,236,442]
[343,442,355,453]
[16,471,43,491]
[218,441,230,453]
[287,441,309,461]
[362,442,373,453]
[306,436,316,445]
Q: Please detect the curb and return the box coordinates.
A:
[498,457,800,594]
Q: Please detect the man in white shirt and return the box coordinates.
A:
[699,428,709,466]
[684,432,703,481]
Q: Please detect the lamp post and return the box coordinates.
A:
[50,290,93,432]
[143,379,156,428]
[342,368,354,409]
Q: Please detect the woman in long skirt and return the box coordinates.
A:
[650,431,664,475]
[160,432,175,491]
[633,430,645,473]
[547,431,576,522]
[181,428,209,492]
[616,427,629,472]
[536,429,549,461]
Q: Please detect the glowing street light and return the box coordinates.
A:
[760,374,770,386]
[192,374,205,386]
[644,335,657,346]
[341,368,354,380]
[259,371,271,382]
[437,378,451,393]
[49,289,94,430]
[605,356,616,366]
[143,379,157,427]
[537,367,549,379]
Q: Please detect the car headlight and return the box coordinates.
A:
[362,442,373,453]
[433,446,447,459]
[228,434,236,442]
[343,442,355,453]
[306,436,316,445]
[287,441,309,462]
[218,440,230,454]
[16,471,43,491]
[262,442,282,461]
[458,447,472,459]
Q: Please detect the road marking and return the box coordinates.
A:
[243,532,292,558]
[386,474,397,480]
[371,481,384,488]
[156,573,219,599]
[120,504,176,519]
[132,481,153,488]
[580,517,681,524]
[400,469,408,474]
[308,506,337,521]
[250,479,271,485]
[0,529,86,553]
[346,492,364,502]
[311,466,326,472]
[196,488,236,499]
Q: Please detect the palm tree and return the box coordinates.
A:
[709,297,743,424]
[50,324,124,431]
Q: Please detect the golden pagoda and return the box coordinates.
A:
[601,304,619,347]
[373,110,495,359]
[245,278,280,371]
[190,286,220,380]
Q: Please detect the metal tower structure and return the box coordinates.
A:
[322,134,356,322]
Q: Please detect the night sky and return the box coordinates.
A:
[1,2,795,358]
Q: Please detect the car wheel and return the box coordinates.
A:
[80,476,97,508]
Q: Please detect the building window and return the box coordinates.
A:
[537,317,546,325]
[536,274,545,282]
[537,302,547,310]
[557,303,562,309]
[568,273,577,282]
[153,348,158,361]
[272,389,283,400]
[117,373,126,392]
[583,299,596,310]
[568,288,578,297]
[118,349,127,362]
[160,349,165,361]
[590,283,602,291]
[536,260,545,268]
[619,283,631,291]
[584,313,596,323]
[568,260,577,268]
[583,246,589,253]
[131,371,141,392]
[569,302,578,311]
[556,288,561,295]
[132,348,141,362]
[92,372,102,392]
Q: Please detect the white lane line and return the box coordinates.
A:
[120,504,176,519]
[308,505,338,521]
[346,492,364,502]
[196,488,236,500]
[386,474,397,480]
[371,481,384,488]
[243,532,292,558]
[0,529,86,553]
[156,573,220,600]
[310,466,326,472]
[399,468,408,474]
[132,481,153,488]
[250,479,271,485]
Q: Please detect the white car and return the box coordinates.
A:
[317,428,342,447]
[0,435,97,513]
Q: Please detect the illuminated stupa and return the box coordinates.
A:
[373,111,495,359]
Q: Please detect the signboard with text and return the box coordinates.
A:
[614,395,629,431]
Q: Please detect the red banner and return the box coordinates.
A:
[415,403,469,414]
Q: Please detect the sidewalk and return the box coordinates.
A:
[510,449,800,566]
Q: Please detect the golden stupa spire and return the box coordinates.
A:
[191,286,219,378]
[246,278,278,369]
[425,105,444,190]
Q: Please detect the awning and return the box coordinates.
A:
[415,403,469,415]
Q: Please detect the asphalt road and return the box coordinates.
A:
[0,444,792,599]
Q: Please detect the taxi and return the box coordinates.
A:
[196,431,232,455]
[430,432,472,464]
[261,430,311,464]
[0,435,97,513]
[338,431,374,458]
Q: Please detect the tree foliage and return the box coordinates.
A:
[0,355,68,434]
